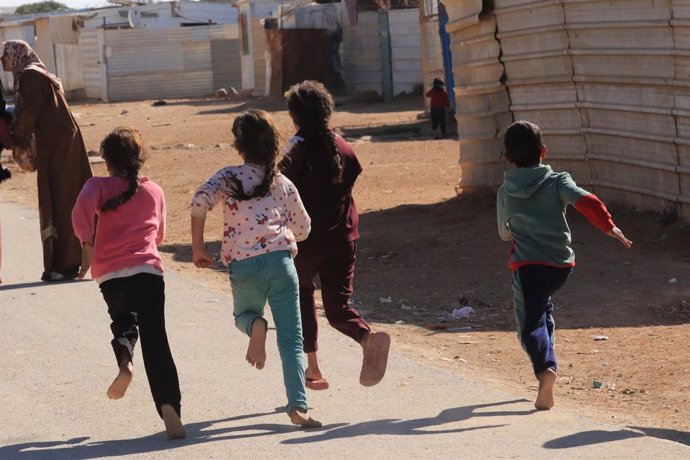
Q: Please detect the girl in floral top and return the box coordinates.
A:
[190,109,319,428]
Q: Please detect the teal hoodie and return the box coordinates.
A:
[497,164,590,268]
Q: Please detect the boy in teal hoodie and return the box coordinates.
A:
[497,121,632,410]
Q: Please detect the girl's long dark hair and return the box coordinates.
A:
[285,80,343,184]
[229,109,281,200]
[100,127,145,212]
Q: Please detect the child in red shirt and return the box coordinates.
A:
[425,77,450,138]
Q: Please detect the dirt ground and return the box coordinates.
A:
[2,95,690,439]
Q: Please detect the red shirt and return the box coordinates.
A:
[426,88,450,110]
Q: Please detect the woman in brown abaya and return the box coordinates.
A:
[2,40,92,281]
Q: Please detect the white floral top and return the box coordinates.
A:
[190,163,311,264]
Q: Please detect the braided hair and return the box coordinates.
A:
[284,80,343,184]
[229,109,281,200]
[100,127,146,212]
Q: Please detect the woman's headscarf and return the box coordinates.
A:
[2,40,63,94]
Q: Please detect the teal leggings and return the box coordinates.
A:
[229,250,307,414]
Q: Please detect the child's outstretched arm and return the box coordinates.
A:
[71,178,99,279]
[574,194,632,247]
[191,216,214,268]
[190,170,230,267]
[558,174,633,249]
[78,243,93,280]
[605,226,633,248]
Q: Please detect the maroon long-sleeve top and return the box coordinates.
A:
[279,131,362,246]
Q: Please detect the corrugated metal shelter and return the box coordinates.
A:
[80,24,240,101]
[444,0,690,220]
[342,9,422,97]
[238,1,423,98]
[0,2,239,100]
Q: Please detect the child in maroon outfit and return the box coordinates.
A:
[280,80,390,390]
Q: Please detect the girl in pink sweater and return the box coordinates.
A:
[71,127,184,439]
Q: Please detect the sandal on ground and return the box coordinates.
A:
[305,377,330,391]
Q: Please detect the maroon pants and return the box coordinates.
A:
[295,240,370,352]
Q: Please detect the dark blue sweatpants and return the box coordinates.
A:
[512,265,571,377]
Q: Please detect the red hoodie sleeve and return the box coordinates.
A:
[575,193,615,233]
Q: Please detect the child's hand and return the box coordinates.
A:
[606,227,633,248]
[78,244,93,279]
[192,247,215,268]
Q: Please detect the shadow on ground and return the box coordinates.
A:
[163,192,690,332]
[338,119,457,143]
[543,426,690,449]
[0,400,531,458]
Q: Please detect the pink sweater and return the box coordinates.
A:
[71,176,166,279]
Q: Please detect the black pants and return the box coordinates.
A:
[100,273,181,418]
[430,107,447,136]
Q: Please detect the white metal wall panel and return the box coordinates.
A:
[102,26,233,101]
[55,44,84,92]
[80,29,104,100]
[211,39,242,91]
[343,12,382,94]
[389,9,423,95]
[35,18,57,75]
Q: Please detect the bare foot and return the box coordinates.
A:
[161,404,186,439]
[305,351,325,381]
[535,368,557,410]
[290,408,322,428]
[359,332,391,387]
[107,361,133,400]
[246,318,267,370]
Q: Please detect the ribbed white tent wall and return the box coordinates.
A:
[445,0,690,219]
[445,1,511,189]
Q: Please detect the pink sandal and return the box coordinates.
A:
[305,377,330,390]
